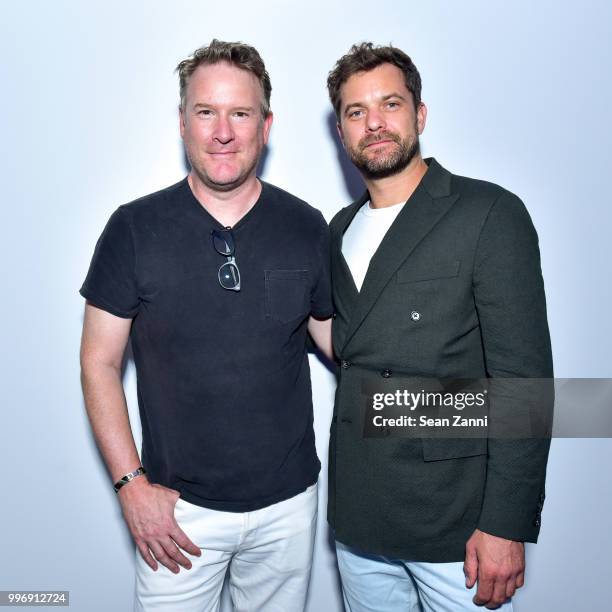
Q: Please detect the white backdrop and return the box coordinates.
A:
[1,1,611,610]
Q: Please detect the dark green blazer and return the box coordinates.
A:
[328,158,553,562]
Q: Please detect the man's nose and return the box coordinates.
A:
[366,109,386,132]
[213,115,234,144]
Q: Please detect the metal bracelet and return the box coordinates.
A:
[113,467,146,492]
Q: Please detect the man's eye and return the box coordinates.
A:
[348,110,364,119]
[198,109,213,116]
[386,101,400,109]
[234,111,249,118]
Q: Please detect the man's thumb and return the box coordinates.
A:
[464,545,478,589]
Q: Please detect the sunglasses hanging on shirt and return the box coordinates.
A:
[211,228,241,291]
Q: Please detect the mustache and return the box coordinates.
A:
[359,131,402,149]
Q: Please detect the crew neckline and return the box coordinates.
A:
[360,199,406,217]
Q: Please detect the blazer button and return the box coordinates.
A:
[410,311,421,322]
[341,360,351,370]
[381,369,392,378]
[533,517,541,527]
[332,313,337,319]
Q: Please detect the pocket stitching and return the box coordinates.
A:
[421,437,487,462]
[397,260,461,284]
[265,269,309,322]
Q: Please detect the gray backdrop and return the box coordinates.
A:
[1,1,610,610]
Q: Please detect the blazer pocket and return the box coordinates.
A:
[265,269,309,323]
[397,260,461,284]
[421,437,487,461]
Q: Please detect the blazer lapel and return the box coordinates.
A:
[340,158,459,353]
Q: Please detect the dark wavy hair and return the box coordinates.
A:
[327,42,422,119]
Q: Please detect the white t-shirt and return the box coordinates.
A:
[341,200,406,291]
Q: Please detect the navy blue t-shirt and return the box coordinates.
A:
[80,178,332,511]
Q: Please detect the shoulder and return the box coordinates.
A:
[329,201,358,234]
[450,168,525,210]
[118,179,186,222]
[448,173,537,244]
[451,172,507,205]
[446,169,532,231]
[262,181,327,232]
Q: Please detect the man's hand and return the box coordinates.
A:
[464,529,525,609]
[117,477,201,573]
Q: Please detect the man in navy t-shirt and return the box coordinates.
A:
[79,39,333,612]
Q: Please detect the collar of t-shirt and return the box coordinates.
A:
[342,199,406,292]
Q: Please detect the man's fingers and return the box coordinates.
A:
[136,541,158,572]
[485,578,510,609]
[149,540,180,574]
[171,526,202,558]
[505,575,517,600]
[467,530,525,606]
[473,574,494,606]
[122,484,199,573]
[161,535,194,570]
[475,572,516,609]
[464,544,478,589]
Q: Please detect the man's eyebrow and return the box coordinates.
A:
[192,103,256,112]
[381,93,408,103]
[343,101,365,116]
[343,93,408,115]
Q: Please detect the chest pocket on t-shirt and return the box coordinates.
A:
[265,269,310,323]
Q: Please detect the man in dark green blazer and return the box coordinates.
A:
[326,42,553,611]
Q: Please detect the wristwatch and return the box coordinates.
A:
[113,467,146,492]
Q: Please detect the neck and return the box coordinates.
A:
[364,155,428,209]
[188,171,261,228]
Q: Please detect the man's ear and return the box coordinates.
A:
[179,106,185,139]
[336,121,345,147]
[262,112,273,145]
[416,102,427,135]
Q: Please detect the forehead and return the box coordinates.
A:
[340,63,410,107]
[185,61,262,105]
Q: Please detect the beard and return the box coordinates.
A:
[347,128,420,180]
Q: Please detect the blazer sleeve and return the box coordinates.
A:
[472,189,554,542]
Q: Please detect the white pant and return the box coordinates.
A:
[135,483,318,612]
[336,541,513,612]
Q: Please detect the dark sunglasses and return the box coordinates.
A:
[211,228,241,291]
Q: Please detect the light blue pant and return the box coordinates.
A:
[336,541,513,612]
